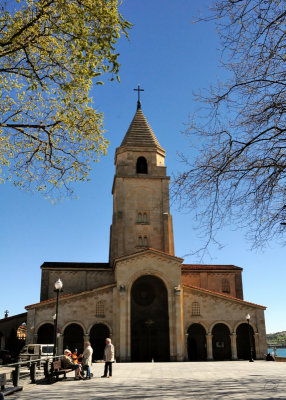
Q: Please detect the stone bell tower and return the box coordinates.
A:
[109,100,175,263]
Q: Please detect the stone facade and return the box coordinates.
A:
[24,104,267,361]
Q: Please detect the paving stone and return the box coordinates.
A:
[12,361,286,400]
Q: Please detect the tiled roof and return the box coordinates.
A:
[26,293,74,309]
[183,283,266,309]
[182,264,242,271]
[120,109,162,149]
[25,283,117,310]
[0,312,27,322]
[41,262,111,269]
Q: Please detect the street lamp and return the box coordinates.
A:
[246,313,254,362]
[53,279,63,357]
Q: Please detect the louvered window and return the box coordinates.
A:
[192,302,200,316]
[96,301,105,317]
[222,279,230,293]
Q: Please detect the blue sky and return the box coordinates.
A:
[0,0,285,333]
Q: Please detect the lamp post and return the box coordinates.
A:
[246,313,254,362]
[53,279,63,357]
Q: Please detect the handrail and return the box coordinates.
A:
[0,355,64,368]
[0,354,65,388]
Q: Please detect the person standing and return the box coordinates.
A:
[101,338,114,378]
[82,341,93,380]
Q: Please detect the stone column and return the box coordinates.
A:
[174,286,184,361]
[206,333,213,360]
[230,333,238,360]
[184,333,189,361]
[33,334,38,344]
[26,309,36,344]
[58,334,64,355]
[118,285,128,361]
[84,334,90,346]
[254,332,260,359]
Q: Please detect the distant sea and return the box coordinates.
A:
[268,347,286,357]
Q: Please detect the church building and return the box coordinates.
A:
[25,100,267,362]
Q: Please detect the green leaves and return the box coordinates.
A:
[0,0,131,198]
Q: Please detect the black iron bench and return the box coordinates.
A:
[0,373,22,396]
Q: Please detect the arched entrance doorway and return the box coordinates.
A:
[187,324,207,361]
[131,275,170,362]
[212,323,231,360]
[63,324,84,354]
[37,323,53,344]
[90,324,110,361]
[236,323,256,360]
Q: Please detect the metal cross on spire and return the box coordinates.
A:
[133,84,144,110]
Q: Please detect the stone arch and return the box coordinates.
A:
[63,323,84,354]
[131,274,170,361]
[62,320,86,333]
[187,323,207,361]
[35,320,55,333]
[209,320,233,334]
[87,321,112,336]
[212,323,232,360]
[185,320,209,334]
[89,323,110,361]
[126,268,172,297]
[234,319,257,333]
[37,323,54,344]
[236,323,256,360]
[136,156,148,174]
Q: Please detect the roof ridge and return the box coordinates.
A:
[182,283,266,309]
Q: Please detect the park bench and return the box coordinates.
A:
[0,373,22,396]
[51,360,73,381]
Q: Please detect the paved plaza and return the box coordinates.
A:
[5,361,285,400]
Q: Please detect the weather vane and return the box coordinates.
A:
[133,84,144,109]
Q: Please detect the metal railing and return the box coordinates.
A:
[0,355,64,394]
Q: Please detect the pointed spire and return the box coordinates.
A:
[120,108,163,149]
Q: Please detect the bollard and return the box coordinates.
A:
[0,373,7,391]
[30,362,36,384]
[44,359,50,379]
[12,365,20,387]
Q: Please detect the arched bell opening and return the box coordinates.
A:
[136,157,148,174]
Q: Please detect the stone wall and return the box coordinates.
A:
[182,270,243,299]
[183,286,267,359]
[27,285,115,354]
[40,269,115,300]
